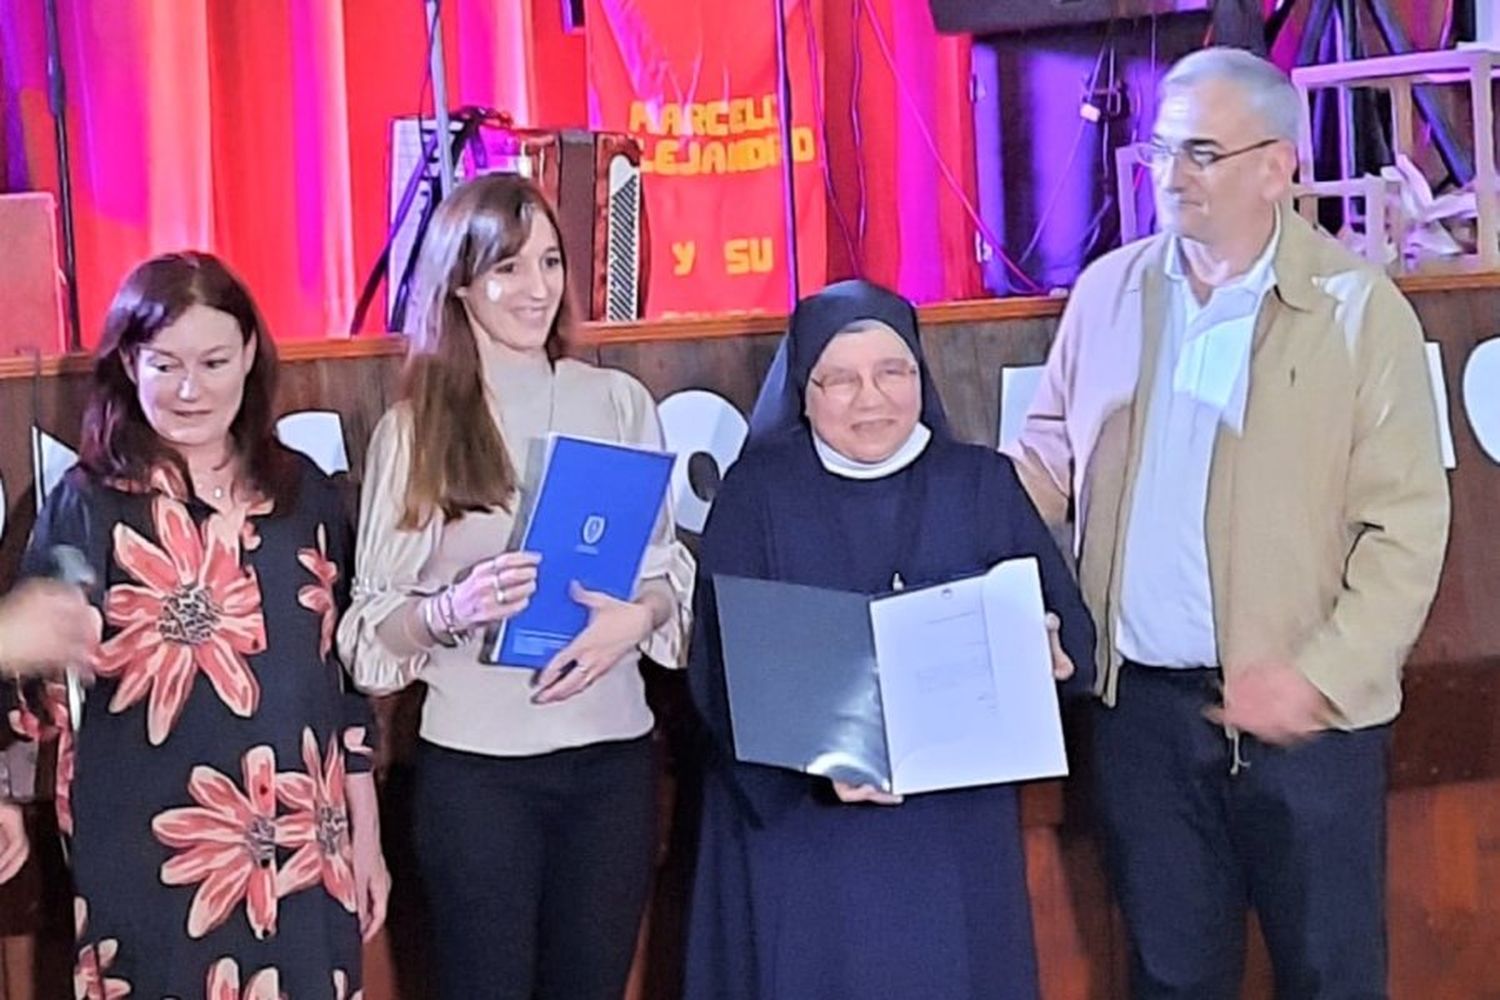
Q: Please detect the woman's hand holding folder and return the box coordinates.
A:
[446,551,542,629]
[530,582,664,705]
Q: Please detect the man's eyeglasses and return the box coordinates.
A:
[1137,137,1280,172]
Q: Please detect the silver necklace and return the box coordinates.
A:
[194,464,233,503]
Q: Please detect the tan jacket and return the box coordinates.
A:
[1006,211,1449,729]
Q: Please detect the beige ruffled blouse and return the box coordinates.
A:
[335,346,694,757]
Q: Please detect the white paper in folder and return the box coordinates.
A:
[869,558,1067,794]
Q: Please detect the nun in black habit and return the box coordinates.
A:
[683,279,1096,1000]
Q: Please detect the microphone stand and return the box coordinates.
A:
[773,0,801,308]
[42,0,82,350]
[427,0,456,198]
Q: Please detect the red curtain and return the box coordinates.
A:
[586,0,830,317]
[819,0,981,303]
[1,0,585,347]
[2,0,976,346]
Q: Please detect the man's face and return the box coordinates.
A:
[1150,78,1294,247]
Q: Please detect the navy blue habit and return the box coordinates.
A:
[683,280,1096,1000]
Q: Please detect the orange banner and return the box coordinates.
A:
[587,0,827,317]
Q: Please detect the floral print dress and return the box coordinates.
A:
[13,457,371,1000]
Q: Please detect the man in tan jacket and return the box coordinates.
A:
[1007,48,1449,998]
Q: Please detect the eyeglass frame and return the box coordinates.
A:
[1137,136,1281,172]
[807,361,920,403]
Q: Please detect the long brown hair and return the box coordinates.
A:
[79,252,300,509]
[398,174,576,528]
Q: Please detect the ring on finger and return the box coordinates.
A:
[492,575,508,605]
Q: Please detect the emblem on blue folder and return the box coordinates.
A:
[582,514,607,546]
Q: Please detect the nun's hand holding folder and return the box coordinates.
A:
[714,557,1070,799]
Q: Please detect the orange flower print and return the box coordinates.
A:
[203,958,280,1000]
[274,728,355,912]
[239,497,275,553]
[96,496,266,745]
[332,969,363,1000]
[153,746,281,940]
[73,897,132,999]
[297,523,338,661]
[342,726,374,763]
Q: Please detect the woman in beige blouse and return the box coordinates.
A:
[337,174,692,1000]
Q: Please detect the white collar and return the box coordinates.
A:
[1166,206,1281,296]
[812,423,932,480]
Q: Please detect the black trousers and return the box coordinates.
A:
[413,736,658,1000]
[1093,663,1390,1000]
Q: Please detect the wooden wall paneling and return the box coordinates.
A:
[1407,287,1500,670]
[595,332,784,416]
[1394,662,1500,787]
[0,376,42,583]
[1391,287,1500,789]
[920,316,1057,448]
[1026,821,1128,999]
[275,352,402,486]
[0,368,91,582]
[1387,779,1500,999]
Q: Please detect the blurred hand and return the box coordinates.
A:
[1207,662,1332,746]
[0,580,97,677]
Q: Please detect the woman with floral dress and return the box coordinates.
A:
[14,252,388,999]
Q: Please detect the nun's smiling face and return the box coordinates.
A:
[804,322,922,464]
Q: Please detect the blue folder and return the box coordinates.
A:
[482,434,674,669]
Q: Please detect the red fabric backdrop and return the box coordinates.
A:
[0,0,978,346]
[0,0,585,347]
[818,0,982,303]
[586,0,830,317]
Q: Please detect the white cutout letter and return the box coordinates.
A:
[997,366,1045,451]
[276,411,350,476]
[658,390,748,533]
[1462,336,1500,465]
[1425,342,1457,469]
[31,428,78,508]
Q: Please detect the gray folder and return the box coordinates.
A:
[714,574,892,790]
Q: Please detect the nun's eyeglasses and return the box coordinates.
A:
[808,362,919,403]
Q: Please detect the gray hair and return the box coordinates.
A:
[1161,47,1303,144]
